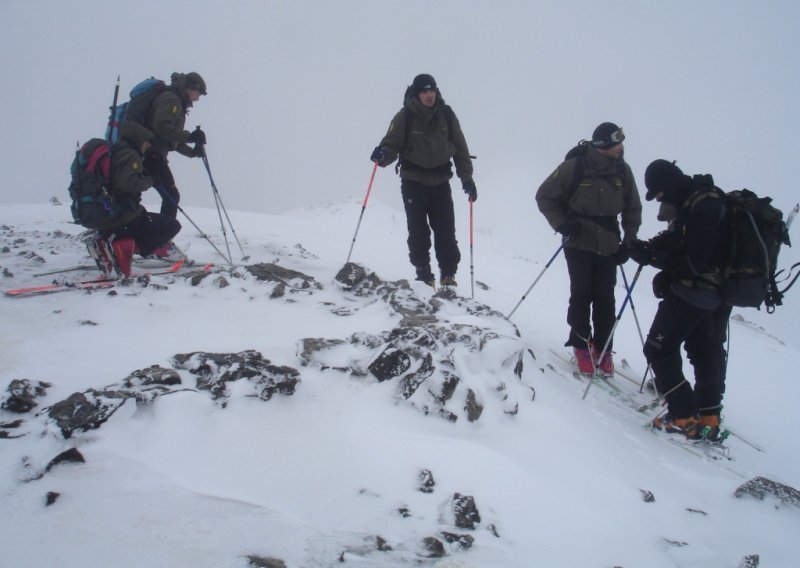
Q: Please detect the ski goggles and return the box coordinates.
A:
[593,127,625,148]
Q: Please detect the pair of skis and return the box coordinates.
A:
[2,259,210,297]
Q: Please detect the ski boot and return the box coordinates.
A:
[573,347,594,376]
[85,234,117,277]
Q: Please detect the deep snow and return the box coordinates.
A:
[1,192,799,567]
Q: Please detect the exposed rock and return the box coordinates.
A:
[246,263,321,295]
[453,493,481,529]
[45,491,60,506]
[246,555,287,568]
[487,524,500,538]
[399,353,434,399]
[45,448,85,472]
[739,554,760,567]
[464,389,483,422]
[418,468,436,493]
[368,345,411,382]
[640,489,655,503]
[123,365,182,389]
[47,390,133,438]
[172,350,300,405]
[419,536,445,558]
[734,476,800,508]
[430,371,459,404]
[301,266,530,423]
[2,379,51,413]
[375,535,392,551]
[440,531,474,550]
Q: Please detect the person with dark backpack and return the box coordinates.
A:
[137,71,208,219]
[629,160,734,440]
[370,73,476,288]
[535,123,642,377]
[86,122,182,277]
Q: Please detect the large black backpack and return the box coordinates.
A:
[716,188,791,311]
[68,138,122,230]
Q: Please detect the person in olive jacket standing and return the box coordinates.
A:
[370,73,476,288]
[535,122,642,377]
[140,71,208,219]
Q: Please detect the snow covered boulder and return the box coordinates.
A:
[246,263,321,298]
[172,350,300,405]
[735,476,800,509]
[46,389,134,438]
[1,379,51,413]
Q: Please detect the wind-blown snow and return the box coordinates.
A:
[1,194,799,567]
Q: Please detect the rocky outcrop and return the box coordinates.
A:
[172,350,300,406]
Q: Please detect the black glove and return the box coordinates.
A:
[614,243,630,265]
[628,239,652,265]
[463,181,477,202]
[188,127,207,145]
[370,146,386,164]
[652,270,671,299]
[192,144,206,158]
[556,219,581,239]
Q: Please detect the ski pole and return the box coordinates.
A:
[199,141,249,262]
[583,263,643,400]
[469,197,475,299]
[507,241,565,319]
[345,161,379,265]
[619,264,658,395]
[154,186,232,265]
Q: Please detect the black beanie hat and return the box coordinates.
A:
[591,122,625,149]
[411,73,437,94]
[185,72,207,95]
[644,159,693,204]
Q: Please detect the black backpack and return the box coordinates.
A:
[715,188,791,311]
[68,138,122,230]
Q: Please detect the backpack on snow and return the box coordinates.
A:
[105,77,167,143]
[714,187,791,312]
[68,138,122,230]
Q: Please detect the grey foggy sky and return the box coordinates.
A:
[1,0,798,222]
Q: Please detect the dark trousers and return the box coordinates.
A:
[643,291,732,418]
[400,179,460,276]
[144,151,180,219]
[564,247,617,350]
[103,212,181,257]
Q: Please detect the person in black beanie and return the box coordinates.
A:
[536,122,642,377]
[370,73,476,288]
[629,159,732,440]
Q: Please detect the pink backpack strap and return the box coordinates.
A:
[86,144,111,180]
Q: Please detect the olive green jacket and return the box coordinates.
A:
[379,96,473,186]
[536,146,642,256]
[145,89,195,158]
[107,142,151,228]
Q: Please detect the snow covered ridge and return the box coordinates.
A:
[3,204,800,567]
